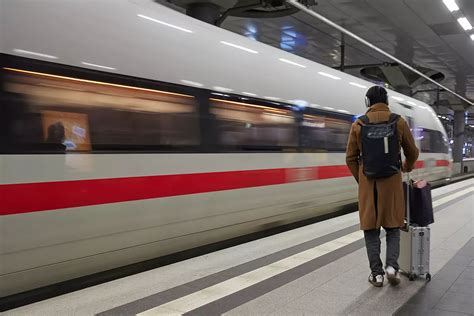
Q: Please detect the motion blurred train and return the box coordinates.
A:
[0,0,451,297]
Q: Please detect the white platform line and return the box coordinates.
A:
[433,187,473,208]
[137,185,473,315]
[137,231,363,315]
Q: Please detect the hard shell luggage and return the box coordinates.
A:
[400,226,431,281]
[399,174,431,281]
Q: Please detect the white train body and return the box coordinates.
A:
[0,0,451,296]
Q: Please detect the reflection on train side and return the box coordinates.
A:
[2,67,355,154]
[2,67,448,157]
[300,113,351,152]
[2,68,199,152]
[210,98,298,150]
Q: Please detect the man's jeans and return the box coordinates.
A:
[364,228,400,275]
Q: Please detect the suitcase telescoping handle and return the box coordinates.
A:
[404,172,411,232]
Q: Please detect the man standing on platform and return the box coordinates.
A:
[345,86,419,287]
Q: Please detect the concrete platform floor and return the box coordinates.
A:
[395,238,473,316]
[4,179,473,316]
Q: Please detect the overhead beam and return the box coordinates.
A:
[333,62,398,71]
[287,0,473,107]
[340,33,345,72]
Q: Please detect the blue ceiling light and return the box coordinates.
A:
[246,24,257,34]
[280,39,296,51]
[283,29,297,37]
[244,23,258,41]
[280,32,296,51]
[246,34,257,41]
[280,27,307,51]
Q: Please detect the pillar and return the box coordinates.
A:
[453,111,465,172]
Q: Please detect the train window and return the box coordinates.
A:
[1,66,200,153]
[299,110,352,152]
[210,98,297,151]
[42,110,91,151]
[420,128,449,154]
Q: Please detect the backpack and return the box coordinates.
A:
[358,113,401,179]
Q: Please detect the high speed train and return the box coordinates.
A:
[0,0,451,297]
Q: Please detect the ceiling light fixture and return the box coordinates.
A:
[442,0,459,12]
[279,58,306,68]
[137,14,193,33]
[221,41,258,54]
[349,82,367,88]
[458,17,473,31]
[318,72,341,80]
[13,49,58,59]
[81,62,116,70]
[471,34,474,41]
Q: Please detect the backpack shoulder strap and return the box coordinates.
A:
[388,113,400,123]
[358,115,370,125]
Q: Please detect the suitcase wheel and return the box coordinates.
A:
[409,274,416,281]
[426,273,431,281]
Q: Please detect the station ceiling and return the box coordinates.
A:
[159,0,474,111]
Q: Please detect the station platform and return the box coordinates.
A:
[4,178,473,316]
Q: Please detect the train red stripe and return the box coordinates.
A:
[0,160,449,215]
[414,161,425,169]
[1,165,346,215]
[436,160,450,167]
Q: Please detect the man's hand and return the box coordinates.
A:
[402,161,412,172]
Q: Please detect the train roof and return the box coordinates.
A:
[0,0,445,133]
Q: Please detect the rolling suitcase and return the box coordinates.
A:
[399,174,431,281]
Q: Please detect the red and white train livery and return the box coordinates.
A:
[0,0,451,296]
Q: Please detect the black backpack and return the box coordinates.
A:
[359,113,401,179]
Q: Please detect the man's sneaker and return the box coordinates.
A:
[386,266,401,285]
[368,273,384,287]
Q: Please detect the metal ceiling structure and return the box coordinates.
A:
[287,0,473,107]
[158,0,473,112]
